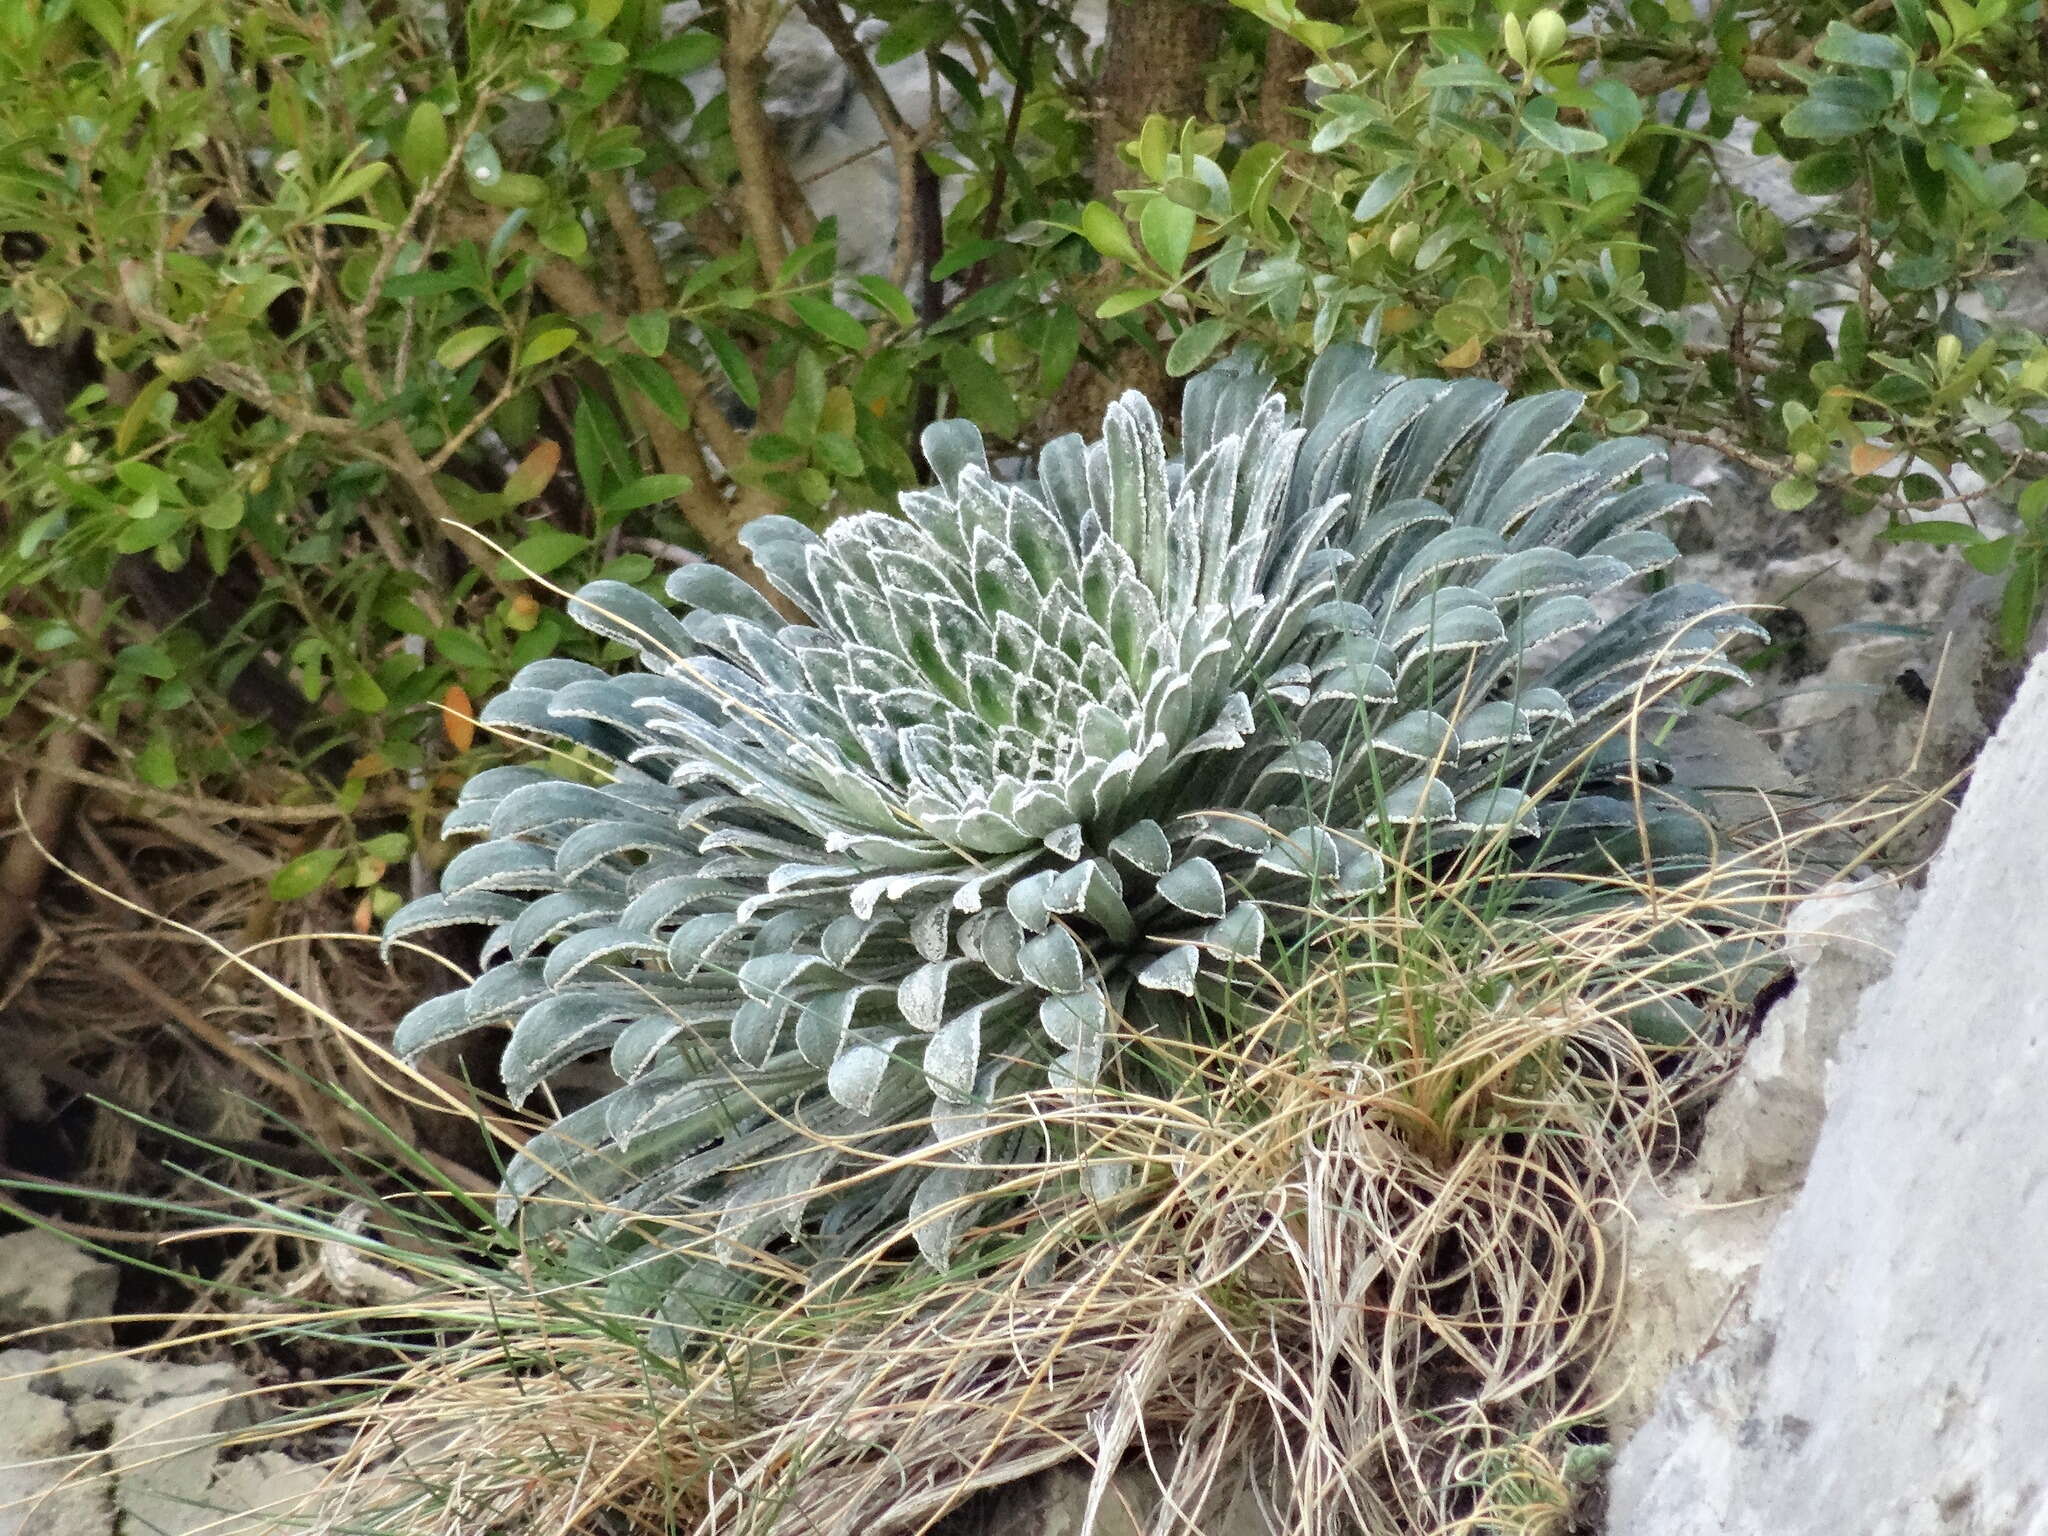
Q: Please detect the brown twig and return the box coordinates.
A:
[0,596,105,967]
[32,762,414,825]
[725,0,797,312]
[511,241,774,589]
[799,0,929,292]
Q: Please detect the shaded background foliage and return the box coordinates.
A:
[1,0,2045,1238]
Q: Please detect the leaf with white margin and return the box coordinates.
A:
[1137,944,1200,994]
[1156,857,1227,919]
[922,1008,983,1102]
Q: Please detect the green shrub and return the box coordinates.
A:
[6,0,2045,908]
[1085,0,2048,650]
[386,344,1761,1323]
[0,0,1098,910]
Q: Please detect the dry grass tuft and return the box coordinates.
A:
[7,784,1937,1536]
[0,816,488,1265]
[268,814,1860,1536]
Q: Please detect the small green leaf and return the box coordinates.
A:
[700,327,759,411]
[874,2,954,66]
[1771,477,1819,511]
[17,511,65,558]
[1353,165,1414,222]
[1885,519,1980,545]
[1137,114,1170,183]
[519,327,579,366]
[854,275,916,329]
[1999,556,2042,654]
[626,310,670,356]
[639,30,720,75]
[399,102,450,184]
[472,171,548,209]
[360,832,412,862]
[1079,201,1139,265]
[614,353,692,427]
[1781,84,1885,141]
[930,239,1002,282]
[1965,534,2016,575]
[539,218,589,259]
[1229,142,1288,237]
[1139,197,1196,276]
[437,325,503,370]
[338,669,389,711]
[271,848,347,901]
[1791,148,1859,196]
[1037,305,1080,391]
[1706,59,1750,116]
[1812,23,1913,72]
[135,734,178,790]
[600,474,694,513]
[319,159,391,212]
[116,643,177,680]
[1899,141,1947,220]
[943,349,1019,438]
[1096,287,1161,319]
[1520,98,1607,155]
[462,132,503,186]
[497,528,590,578]
[790,296,868,351]
[433,627,495,669]
[1165,317,1229,377]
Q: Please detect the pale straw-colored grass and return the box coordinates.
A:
[7,777,1936,1536]
[268,804,1890,1536]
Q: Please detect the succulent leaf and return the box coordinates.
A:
[389,345,1760,1311]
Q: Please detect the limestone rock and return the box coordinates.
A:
[0,1350,321,1536]
[1591,879,1916,1441]
[1606,651,2048,1535]
[0,1375,110,1536]
[0,1230,119,1350]
[1690,881,1916,1204]
[933,1457,1268,1536]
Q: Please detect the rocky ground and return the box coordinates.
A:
[0,1231,329,1536]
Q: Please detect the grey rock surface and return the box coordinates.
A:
[0,1373,107,1536]
[1591,879,1916,1439]
[0,1346,322,1536]
[1661,438,2031,832]
[933,1457,1269,1536]
[1606,651,2048,1536]
[655,3,1103,282]
[0,1234,324,1536]
[0,1231,118,1350]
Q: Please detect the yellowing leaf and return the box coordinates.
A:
[1079,201,1139,266]
[442,684,476,752]
[436,325,502,370]
[1850,440,1897,477]
[1441,336,1483,371]
[518,327,579,367]
[504,439,562,503]
[116,376,171,454]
